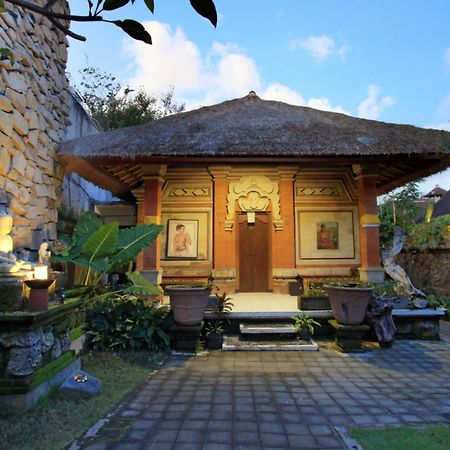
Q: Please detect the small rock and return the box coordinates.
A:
[60,370,101,397]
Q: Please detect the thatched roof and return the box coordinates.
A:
[60,92,449,158]
[58,92,450,199]
[432,190,450,217]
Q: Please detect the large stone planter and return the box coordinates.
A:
[166,285,211,325]
[324,285,373,325]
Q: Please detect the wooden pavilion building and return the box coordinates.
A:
[59,92,450,294]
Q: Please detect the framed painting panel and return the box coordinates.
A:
[299,211,355,259]
[166,219,199,259]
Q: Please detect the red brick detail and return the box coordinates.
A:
[358,175,381,269]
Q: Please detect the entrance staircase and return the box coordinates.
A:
[222,320,319,351]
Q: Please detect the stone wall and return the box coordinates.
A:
[0,1,70,250]
[397,247,450,296]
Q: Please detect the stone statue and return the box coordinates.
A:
[0,207,24,273]
[383,226,428,308]
[38,242,51,266]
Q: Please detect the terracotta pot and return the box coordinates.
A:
[166,285,211,325]
[324,285,373,325]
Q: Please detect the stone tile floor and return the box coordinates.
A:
[71,321,450,450]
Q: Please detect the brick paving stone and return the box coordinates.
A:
[287,433,317,449]
[260,432,289,447]
[315,434,347,448]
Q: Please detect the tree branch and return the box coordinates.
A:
[6,0,103,22]
[48,16,86,41]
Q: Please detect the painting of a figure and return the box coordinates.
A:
[317,222,338,249]
[167,220,198,258]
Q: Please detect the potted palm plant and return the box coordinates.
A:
[203,291,234,349]
[292,314,321,340]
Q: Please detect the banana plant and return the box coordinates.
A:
[52,211,163,290]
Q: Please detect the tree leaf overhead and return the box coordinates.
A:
[112,20,152,45]
[190,0,218,27]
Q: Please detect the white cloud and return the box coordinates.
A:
[444,47,450,72]
[261,83,305,105]
[124,21,260,108]
[427,122,450,132]
[289,35,349,62]
[357,84,395,120]
[306,97,350,115]
[123,21,350,115]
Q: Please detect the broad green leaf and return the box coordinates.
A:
[125,271,161,296]
[0,1,5,13]
[103,0,130,11]
[73,211,102,246]
[80,222,119,262]
[111,224,162,266]
[144,0,154,13]
[189,0,217,27]
[113,19,152,44]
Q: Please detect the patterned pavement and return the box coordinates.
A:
[70,322,450,450]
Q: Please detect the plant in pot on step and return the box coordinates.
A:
[292,314,321,341]
[204,291,234,349]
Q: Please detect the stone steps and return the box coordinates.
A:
[223,321,319,351]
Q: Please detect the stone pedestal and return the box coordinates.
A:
[170,323,203,353]
[329,319,370,353]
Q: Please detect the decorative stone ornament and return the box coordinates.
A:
[225,175,283,230]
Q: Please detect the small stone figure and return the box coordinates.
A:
[383,226,428,308]
[38,242,51,266]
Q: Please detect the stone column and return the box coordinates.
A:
[353,164,385,282]
[133,165,166,285]
[272,167,298,293]
[209,166,236,291]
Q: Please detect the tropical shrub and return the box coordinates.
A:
[405,215,450,251]
[86,293,172,351]
[52,211,162,288]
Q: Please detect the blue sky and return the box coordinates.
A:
[67,0,450,193]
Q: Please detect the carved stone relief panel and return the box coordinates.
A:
[225,175,283,230]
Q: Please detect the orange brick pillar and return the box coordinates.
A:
[272,168,298,294]
[133,165,166,285]
[354,165,385,283]
[209,166,236,292]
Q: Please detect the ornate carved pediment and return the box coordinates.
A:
[225,175,283,230]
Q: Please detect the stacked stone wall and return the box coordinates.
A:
[0,1,70,250]
[397,248,450,296]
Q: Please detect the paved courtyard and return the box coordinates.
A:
[72,322,450,450]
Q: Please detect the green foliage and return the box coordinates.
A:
[86,293,172,351]
[51,211,163,287]
[427,295,450,310]
[292,314,321,335]
[214,291,234,314]
[405,215,450,251]
[303,286,326,297]
[76,66,185,131]
[204,319,224,335]
[203,290,233,336]
[378,182,423,248]
[0,47,14,64]
[372,281,406,297]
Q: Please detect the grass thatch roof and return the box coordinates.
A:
[60,92,450,159]
[58,92,450,199]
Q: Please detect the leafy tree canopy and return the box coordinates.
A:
[75,66,185,131]
[1,0,217,44]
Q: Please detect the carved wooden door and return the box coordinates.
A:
[238,213,270,292]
